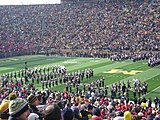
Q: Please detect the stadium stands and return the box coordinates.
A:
[0,0,160,120]
[0,0,159,59]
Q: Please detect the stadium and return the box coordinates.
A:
[0,0,159,120]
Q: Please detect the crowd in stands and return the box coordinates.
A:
[0,0,160,120]
[0,87,160,120]
[0,0,159,59]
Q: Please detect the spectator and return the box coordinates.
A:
[92,108,102,120]
[86,104,93,119]
[8,94,30,120]
[27,94,43,120]
[28,113,39,120]
[44,104,61,120]
[147,110,156,120]
[0,99,10,120]
[62,107,74,120]
[124,111,131,120]
[113,111,124,120]
[71,106,82,120]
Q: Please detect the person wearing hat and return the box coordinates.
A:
[0,100,10,120]
[27,94,43,120]
[124,111,131,120]
[8,97,30,120]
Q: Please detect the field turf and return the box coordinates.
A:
[0,55,160,100]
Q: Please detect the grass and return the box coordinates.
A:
[0,55,160,100]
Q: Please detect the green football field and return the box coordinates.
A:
[0,55,160,100]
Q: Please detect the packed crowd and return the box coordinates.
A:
[0,64,160,120]
[0,88,160,120]
[0,0,159,59]
[0,0,160,120]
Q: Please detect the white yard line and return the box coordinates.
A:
[142,85,160,97]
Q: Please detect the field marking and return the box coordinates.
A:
[143,63,148,64]
[100,72,160,99]
[68,58,112,70]
[0,67,14,71]
[46,59,55,60]
[103,69,143,75]
[8,58,19,61]
[63,61,78,64]
[142,86,160,97]
[112,65,160,82]
[1,56,159,98]
[94,59,150,76]
[104,67,160,88]
[90,60,99,62]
